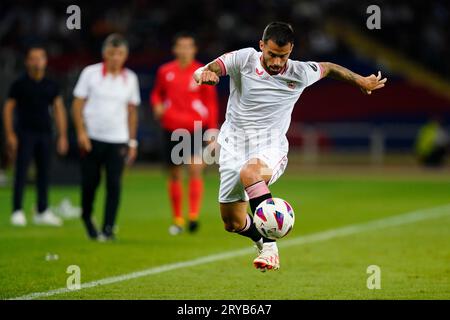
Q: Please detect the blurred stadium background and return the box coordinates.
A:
[0,0,449,300]
[0,0,449,176]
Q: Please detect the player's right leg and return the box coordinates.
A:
[240,158,280,271]
[80,140,103,239]
[11,131,35,226]
[187,155,203,233]
[162,129,185,235]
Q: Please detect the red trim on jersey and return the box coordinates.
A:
[216,58,227,76]
[259,55,270,75]
[280,61,288,75]
[318,62,324,78]
[102,62,127,82]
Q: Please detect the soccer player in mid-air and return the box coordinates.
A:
[193,22,387,271]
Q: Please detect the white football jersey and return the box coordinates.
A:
[73,63,141,143]
[216,47,322,153]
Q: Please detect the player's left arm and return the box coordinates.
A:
[52,95,69,155]
[127,74,141,166]
[127,102,138,166]
[319,62,387,95]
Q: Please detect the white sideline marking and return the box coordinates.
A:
[9,204,450,300]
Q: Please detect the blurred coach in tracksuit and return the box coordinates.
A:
[72,34,141,241]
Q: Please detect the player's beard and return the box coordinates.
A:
[268,65,282,74]
[263,58,283,75]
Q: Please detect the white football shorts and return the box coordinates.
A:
[217,138,288,203]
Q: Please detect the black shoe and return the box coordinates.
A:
[188,220,199,233]
[82,218,99,240]
[99,225,116,241]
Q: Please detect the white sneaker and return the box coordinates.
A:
[253,241,280,271]
[55,198,81,219]
[33,209,63,227]
[11,210,27,227]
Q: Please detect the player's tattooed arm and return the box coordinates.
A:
[193,61,222,86]
[319,62,387,95]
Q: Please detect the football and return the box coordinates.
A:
[253,198,295,240]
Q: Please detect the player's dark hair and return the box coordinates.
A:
[172,31,197,46]
[262,22,294,46]
[102,33,129,52]
[26,45,47,57]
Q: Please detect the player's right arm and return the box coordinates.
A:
[194,48,253,85]
[3,98,17,157]
[193,61,222,86]
[72,67,93,152]
[71,97,91,152]
[150,68,166,120]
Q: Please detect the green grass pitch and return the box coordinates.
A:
[0,166,449,299]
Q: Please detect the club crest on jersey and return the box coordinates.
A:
[166,71,175,81]
[286,81,296,89]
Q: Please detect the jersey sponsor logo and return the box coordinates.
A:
[307,62,318,72]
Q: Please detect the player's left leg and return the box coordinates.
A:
[240,158,279,271]
[167,164,184,234]
[33,132,62,226]
[220,200,268,256]
[102,142,127,240]
[187,155,204,233]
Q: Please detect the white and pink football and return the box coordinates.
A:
[253,198,295,240]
